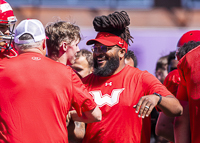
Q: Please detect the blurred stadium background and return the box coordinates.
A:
[7,0,200,75]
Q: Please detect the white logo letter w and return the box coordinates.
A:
[89,88,125,107]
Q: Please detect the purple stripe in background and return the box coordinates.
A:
[79,27,196,76]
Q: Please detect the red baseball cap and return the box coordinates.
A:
[177,30,200,47]
[87,32,128,52]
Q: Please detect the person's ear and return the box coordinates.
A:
[42,39,47,56]
[43,39,46,50]
[60,41,68,52]
[118,48,126,59]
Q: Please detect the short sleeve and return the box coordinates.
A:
[163,70,180,97]
[142,71,173,97]
[141,71,173,112]
[71,70,97,117]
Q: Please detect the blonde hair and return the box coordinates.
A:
[45,21,81,58]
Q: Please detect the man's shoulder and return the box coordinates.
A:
[123,65,148,77]
[82,66,148,84]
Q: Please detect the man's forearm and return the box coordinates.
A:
[157,95,183,117]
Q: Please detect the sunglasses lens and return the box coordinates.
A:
[101,45,108,52]
[92,45,108,53]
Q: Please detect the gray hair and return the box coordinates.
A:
[15,33,43,50]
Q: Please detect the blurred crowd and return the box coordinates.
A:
[0,0,199,143]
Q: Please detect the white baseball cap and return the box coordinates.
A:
[14,19,46,44]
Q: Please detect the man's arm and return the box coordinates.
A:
[66,106,101,142]
[134,94,183,118]
[69,106,102,123]
[67,120,85,143]
[133,72,183,118]
[155,112,174,142]
[174,101,191,143]
[156,95,183,117]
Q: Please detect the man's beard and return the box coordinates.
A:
[93,55,119,77]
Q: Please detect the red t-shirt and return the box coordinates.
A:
[82,65,172,143]
[177,45,200,143]
[163,69,180,97]
[0,52,96,143]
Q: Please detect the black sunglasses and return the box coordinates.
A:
[91,45,114,53]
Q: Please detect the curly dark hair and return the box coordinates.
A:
[45,21,81,58]
[177,41,200,59]
[167,51,176,65]
[93,11,133,45]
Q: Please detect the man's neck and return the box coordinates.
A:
[19,48,44,55]
[58,53,67,65]
[50,53,67,65]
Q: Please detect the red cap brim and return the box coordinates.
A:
[87,39,116,46]
[86,32,128,52]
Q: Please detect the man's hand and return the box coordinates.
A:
[133,94,160,118]
[67,110,75,126]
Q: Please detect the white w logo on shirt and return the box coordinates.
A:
[89,88,125,107]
